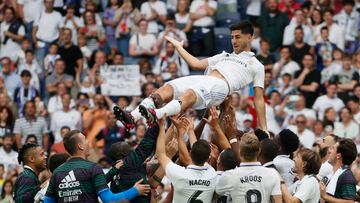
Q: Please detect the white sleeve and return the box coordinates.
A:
[294,178,317,203]
[158,2,167,15]
[253,62,265,88]
[18,26,25,36]
[165,162,185,183]
[129,35,136,45]
[215,170,233,196]
[207,52,225,67]
[312,99,320,111]
[271,171,282,196]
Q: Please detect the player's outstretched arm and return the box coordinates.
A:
[253,87,268,133]
[165,36,208,70]
[171,116,192,166]
[156,114,172,168]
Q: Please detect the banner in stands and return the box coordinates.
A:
[100,65,141,96]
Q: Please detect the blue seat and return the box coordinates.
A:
[213,27,232,54]
[216,12,241,27]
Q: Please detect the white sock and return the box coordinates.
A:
[131,97,156,121]
[155,100,182,118]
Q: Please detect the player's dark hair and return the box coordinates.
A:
[337,138,357,166]
[219,149,238,170]
[229,21,254,36]
[17,143,38,164]
[63,130,81,155]
[278,129,299,155]
[48,153,70,173]
[298,148,321,175]
[260,139,278,162]
[191,139,211,166]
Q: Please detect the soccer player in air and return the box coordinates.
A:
[114,21,268,134]
[14,143,47,203]
[216,133,282,203]
[44,130,150,203]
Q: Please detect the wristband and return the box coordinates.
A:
[229,138,237,144]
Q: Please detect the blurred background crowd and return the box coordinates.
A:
[0,0,359,202]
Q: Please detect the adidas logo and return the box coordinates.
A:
[59,170,80,189]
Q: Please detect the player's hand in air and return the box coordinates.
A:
[134,178,151,196]
[165,36,184,48]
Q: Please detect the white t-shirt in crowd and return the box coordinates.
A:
[17,0,43,23]
[0,147,19,171]
[266,103,281,134]
[34,10,62,42]
[140,1,167,33]
[292,175,320,203]
[165,162,217,203]
[175,13,190,25]
[285,107,317,123]
[47,95,76,115]
[216,162,281,202]
[333,120,360,140]
[273,155,296,187]
[314,22,345,50]
[246,0,261,16]
[288,125,316,149]
[312,95,345,120]
[207,51,265,92]
[61,16,83,45]
[50,109,82,143]
[0,22,26,61]
[274,60,301,78]
[190,0,217,27]
[129,33,157,53]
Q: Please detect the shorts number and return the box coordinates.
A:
[188,191,203,203]
[246,189,261,203]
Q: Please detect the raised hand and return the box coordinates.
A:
[165,36,184,48]
[134,178,151,196]
[203,107,220,129]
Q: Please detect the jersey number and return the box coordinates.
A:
[188,191,203,203]
[246,189,262,203]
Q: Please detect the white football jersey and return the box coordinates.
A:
[207,51,265,92]
[216,162,281,203]
[273,155,296,187]
[165,162,217,203]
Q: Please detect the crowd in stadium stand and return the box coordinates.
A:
[0,0,359,202]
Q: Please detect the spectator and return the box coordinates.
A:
[13,100,49,151]
[45,59,74,96]
[13,39,31,66]
[13,70,40,115]
[333,107,360,140]
[258,0,289,53]
[277,73,296,97]
[0,180,13,203]
[113,0,141,57]
[18,50,42,91]
[79,10,106,52]
[61,4,83,45]
[82,0,103,27]
[94,112,129,158]
[140,0,167,34]
[0,93,18,120]
[273,46,301,79]
[321,48,344,86]
[278,0,301,19]
[347,96,360,124]
[58,28,83,78]
[314,9,345,50]
[256,38,276,72]
[50,126,70,155]
[283,10,312,46]
[0,106,13,142]
[32,0,62,64]
[315,26,338,71]
[246,0,262,23]
[294,53,321,108]
[283,93,316,127]
[189,0,217,56]
[288,114,316,149]
[153,41,189,79]
[47,82,75,115]
[157,13,188,52]
[17,0,44,41]
[313,83,345,120]
[43,43,60,77]
[50,93,81,143]
[333,54,359,102]
[320,138,357,202]
[0,57,21,98]
[175,0,192,34]
[103,0,120,50]
[0,134,18,172]
[289,26,312,66]
[0,6,25,61]
[273,129,299,187]
[334,0,359,54]
[13,143,47,202]
[128,19,158,59]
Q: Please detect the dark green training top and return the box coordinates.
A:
[13,167,41,203]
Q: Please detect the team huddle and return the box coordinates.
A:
[12,21,358,203]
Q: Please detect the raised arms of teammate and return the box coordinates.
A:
[165,36,209,70]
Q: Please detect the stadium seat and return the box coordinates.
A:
[213,27,233,54]
[216,12,241,28]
